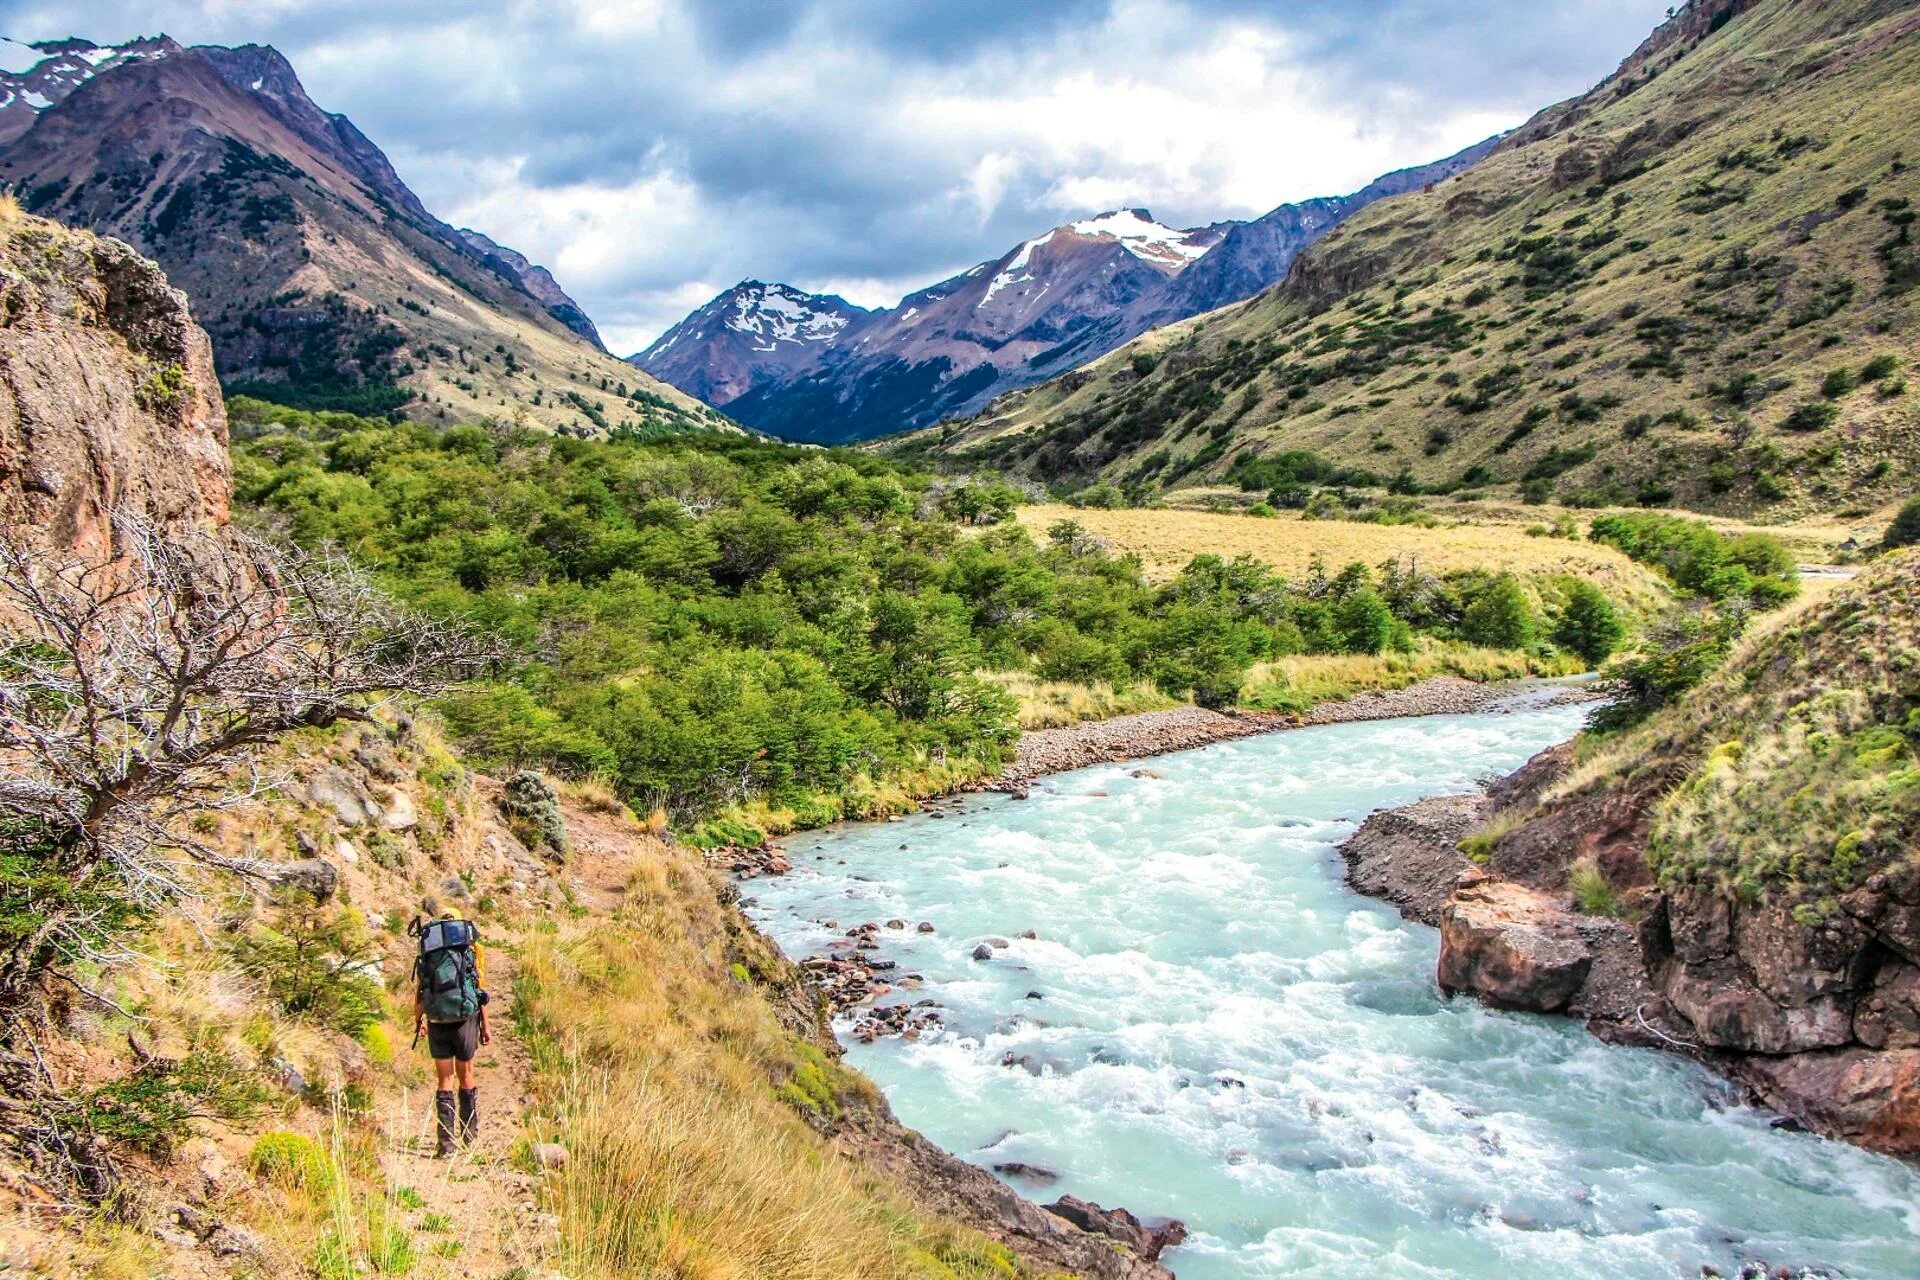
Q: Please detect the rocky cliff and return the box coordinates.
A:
[0,204,230,557]
[1342,551,1920,1156]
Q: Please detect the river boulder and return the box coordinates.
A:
[1042,1196,1188,1262]
[1438,869,1593,1012]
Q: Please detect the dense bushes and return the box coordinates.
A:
[1588,512,1796,607]
[235,406,1619,827]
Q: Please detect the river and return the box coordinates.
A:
[745,698,1920,1279]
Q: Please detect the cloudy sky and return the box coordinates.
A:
[7,0,1671,353]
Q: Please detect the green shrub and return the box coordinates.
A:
[1553,580,1626,666]
[1783,400,1840,431]
[248,1131,335,1192]
[1885,497,1920,550]
[84,1044,273,1158]
[225,896,386,1038]
[1821,367,1857,399]
[1460,574,1536,651]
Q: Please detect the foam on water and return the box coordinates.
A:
[747,702,1920,1279]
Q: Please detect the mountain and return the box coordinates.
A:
[0,36,722,434]
[638,280,872,406]
[634,143,1496,444]
[916,0,1920,517]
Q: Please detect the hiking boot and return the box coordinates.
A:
[457,1087,479,1146]
[434,1090,458,1157]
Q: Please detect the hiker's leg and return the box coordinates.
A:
[433,1055,457,1090]
[433,1075,458,1157]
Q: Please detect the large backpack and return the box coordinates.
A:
[414,918,482,1024]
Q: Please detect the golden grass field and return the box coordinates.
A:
[1016,502,1663,586]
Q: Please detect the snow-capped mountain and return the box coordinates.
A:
[0,36,177,144]
[634,138,1498,444]
[638,282,874,406]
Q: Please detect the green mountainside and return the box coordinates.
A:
[913,0,1920,517]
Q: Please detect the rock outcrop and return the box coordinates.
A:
[0,211,230,557]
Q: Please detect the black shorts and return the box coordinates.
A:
[425,1016,481,1062]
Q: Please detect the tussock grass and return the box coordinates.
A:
[983,671,1181,729]
[1554,550,1920,912]
[514,847,1033,1279]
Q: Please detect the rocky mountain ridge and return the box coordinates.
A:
[635,140,1497,444]
[0,34,718,434]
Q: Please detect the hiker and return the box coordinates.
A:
[411,904,491,1157]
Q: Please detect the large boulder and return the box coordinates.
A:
[1437,869,1593,1012]
[306,765,379,827]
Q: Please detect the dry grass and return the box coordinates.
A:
[1240,644,1572,714]
[982,671,1181,729]
[515,851,1031,1280]
[1016,502,1667,596]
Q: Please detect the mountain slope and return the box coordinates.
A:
[917,0,1920,517]
[635,142,1496,444]
[0,37,721,434]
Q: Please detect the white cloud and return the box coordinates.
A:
[5,0,1674,348]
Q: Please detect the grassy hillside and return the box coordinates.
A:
[916,0,1920,518]
[0,708,1062,1280]
[1551,546,1919,910]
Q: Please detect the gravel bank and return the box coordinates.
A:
[998,675,1525,788]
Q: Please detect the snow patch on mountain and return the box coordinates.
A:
[725,282,853,350]
[1067,209,1214,267]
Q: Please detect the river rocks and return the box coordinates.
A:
[999,678,1514,788]
[993,1161,1059,1185]
[851,1002,943,1044]
[1438,870,1593,1012]
[1042,1196,1189,1262]
[917,921,937,933]
[1340,794,1486,926]
[1734,1047,1920,1156]
[973,944,996,961]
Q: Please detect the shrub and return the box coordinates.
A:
[84,1045,273,1158]
[248,1131,335,1192]
[1821,367,1857,399]
[1783,400,1840,431]
[1460,575,1536,651]
[226,897,387,1038]
[1333,588,1395,655]
[1861,354,1900,382]
[1590,611,1743,732]
[502,771,568,854]
[1884,497,1920,550]
[1553,580,1626,666]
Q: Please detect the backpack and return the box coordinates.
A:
[414,918,482,1024]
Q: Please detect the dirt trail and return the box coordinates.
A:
[368,789,649,1278]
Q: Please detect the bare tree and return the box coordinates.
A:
[0,516,505,1200]
[0,516,503,1008]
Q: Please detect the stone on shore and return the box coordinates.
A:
[1438,868,1593,1012]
